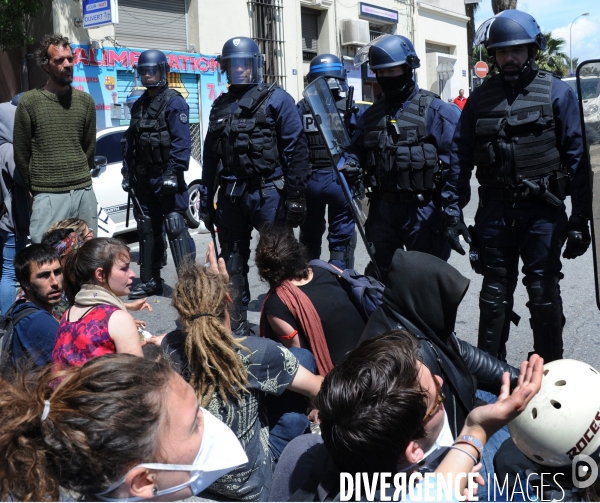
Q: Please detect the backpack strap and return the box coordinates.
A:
[308,259,344,276]
[0,303,42,364]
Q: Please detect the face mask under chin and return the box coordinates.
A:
[376,73,414,102]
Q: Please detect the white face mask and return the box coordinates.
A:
[96,407,248,502]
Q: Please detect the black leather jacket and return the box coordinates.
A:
[360,249,519,438]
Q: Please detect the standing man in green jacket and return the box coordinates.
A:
[14,34,98,243]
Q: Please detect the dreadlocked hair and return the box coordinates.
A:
[172,260,249,406]
[0,354,173,501]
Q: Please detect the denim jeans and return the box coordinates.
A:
[0,230,27,315]
[267,346,317,461]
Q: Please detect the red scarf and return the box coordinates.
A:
[260,280,333,376]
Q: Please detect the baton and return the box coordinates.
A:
[125,192,131,228]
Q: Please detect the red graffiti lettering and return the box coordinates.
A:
[129,51,140,68]
[179,55,189,70]
[74,47,89,65]
[108,49,129,67]
[168,54,181,71]
[209,57,219,72]
[89,48,102,66]
[196,57,209,72]
[207,83,217,100]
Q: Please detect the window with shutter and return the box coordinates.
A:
[301,8,320,62]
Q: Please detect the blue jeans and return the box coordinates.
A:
[0,231,27,315]
[476,390,512,500]
[267,347,317,460]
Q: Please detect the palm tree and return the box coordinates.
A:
[465,2,480,70]
[536,31,568,78]
[491,0,517,14]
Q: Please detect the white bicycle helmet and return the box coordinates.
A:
[509,359,600,467]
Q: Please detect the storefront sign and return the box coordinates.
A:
[359,2,398,23]
[82,0,119,29]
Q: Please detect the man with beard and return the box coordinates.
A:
[441,10,591,363]
[13,34,98,243]
[345,35,459,282]
[10,244,62,368]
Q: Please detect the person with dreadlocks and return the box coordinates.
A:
[160,243,323,501]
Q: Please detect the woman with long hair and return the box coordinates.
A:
[52,238,144,368]
[161,245,323,501]
[0,353,246,501]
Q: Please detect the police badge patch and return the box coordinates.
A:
[179,113,188,124]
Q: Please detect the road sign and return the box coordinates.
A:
[82,0,119,29]
[474,61,489,78]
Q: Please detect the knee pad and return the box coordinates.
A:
[526,278,560,306]
[479,278,509,319]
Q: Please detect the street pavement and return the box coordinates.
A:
[124,173,600,370]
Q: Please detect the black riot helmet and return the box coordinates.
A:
[217,37,264,86]
[355,34,420,71]
[475,9,546,52]
[136,49,169,88]
[307,54,349,95]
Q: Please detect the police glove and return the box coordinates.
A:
[563,215,591,259]
[443,216,472,256]
[285,197,307,228]
[342,162,362,188]
[121,173,131,193]
[162,170,178,196]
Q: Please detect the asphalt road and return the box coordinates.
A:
[124,173,600,371]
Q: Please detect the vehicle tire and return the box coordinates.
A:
[186,183,201,229]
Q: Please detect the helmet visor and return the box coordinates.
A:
[474,18,495,47]
[136,63,166,88]
[354,34,393,66]
[218,56,260,85]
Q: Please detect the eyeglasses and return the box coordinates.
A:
[138,65,159,76]
[421,377,445,426]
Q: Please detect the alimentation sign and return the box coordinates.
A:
[82,0,119,29]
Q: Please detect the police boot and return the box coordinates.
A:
[526,279,564,363]
[129,270,164,300]
[477,278,514,361]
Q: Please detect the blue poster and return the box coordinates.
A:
[82,0,118,29]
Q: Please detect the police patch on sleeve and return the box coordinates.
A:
[179,113,188,124]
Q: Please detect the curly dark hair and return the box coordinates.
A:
[315,330,429,474]
[36,34,71,67]
[255,223,310,288]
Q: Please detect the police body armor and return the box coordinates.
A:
[473,72,562,188]
[301,98,345,170]
[362,90,439,194]
[130,88,181,175]
[208,83,280,179]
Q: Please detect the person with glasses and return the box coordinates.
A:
[122,49,196,300]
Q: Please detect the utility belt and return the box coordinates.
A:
[367,188,433,204]
[135,164,165,176]
[219,175,285,200]
[480,175,567,208]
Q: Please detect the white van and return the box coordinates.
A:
[562,75,600,130]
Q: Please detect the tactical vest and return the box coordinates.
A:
[207,83,280,178]
[130,88,181,173]
[473,72,561,188]
[301,98,346,170]
[361,90,439,193]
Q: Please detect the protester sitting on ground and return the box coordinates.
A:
[0,353,248,502]
[47,217,95,242]
[0,96,30,316]
[360,249,519,451]
[494,358,600,501]
[255,224,365,374]
[160,244,324,501]
[41,228,152,323]
[52,238,144,368]
[8,244,63,368]
[269,331,543,501]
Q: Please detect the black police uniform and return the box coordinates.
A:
[123,84,196,297]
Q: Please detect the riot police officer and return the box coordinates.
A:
[297,54,360,269]
[347,35,458,281]
[200,36,309,337]
[441,10,592,362]
[122,49,196,299]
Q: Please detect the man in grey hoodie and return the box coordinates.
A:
[0,95,31,314]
